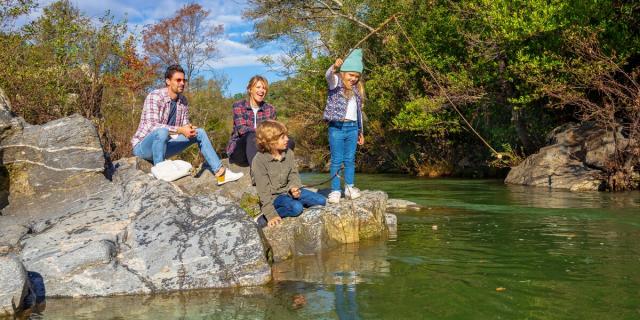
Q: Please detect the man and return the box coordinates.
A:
[131,64,242,185]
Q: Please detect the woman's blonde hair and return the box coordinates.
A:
[247,75,269,97]
[256,120,288,153]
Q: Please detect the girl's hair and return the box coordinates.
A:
[247,75,269,96]
[256,120,288,153]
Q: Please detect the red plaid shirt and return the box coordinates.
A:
[225,99,276,155]
[131,88,190,147]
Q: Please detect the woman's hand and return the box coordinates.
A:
[357,133,365,145]
[267,216,282,227]
[334,58,343,70]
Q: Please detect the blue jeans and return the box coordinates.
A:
[328,121,358,192]
[273,189,326,217]
[133,128,222,171]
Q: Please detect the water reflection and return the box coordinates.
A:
[36,241,390,320]
[505,184,640,209]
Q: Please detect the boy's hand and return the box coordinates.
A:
[267,216,282,227]
[290,187,301,199]
[334,58,343,70]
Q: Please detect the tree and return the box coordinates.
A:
[0,0,36,31]
[142,3,223,82]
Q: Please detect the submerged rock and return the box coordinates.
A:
[386,198,421,212]
[505,122,629,191]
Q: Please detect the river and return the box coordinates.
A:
[33,174,640,319]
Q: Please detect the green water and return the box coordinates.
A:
[37,175,640,319]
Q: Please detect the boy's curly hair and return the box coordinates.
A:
[256,120,288,153]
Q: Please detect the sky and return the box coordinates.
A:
[20,0,285,96]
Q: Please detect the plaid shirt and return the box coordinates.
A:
[225,99,276,155]
[131,88,190,147]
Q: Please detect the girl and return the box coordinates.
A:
[226,76,294,166]
[323,49,365,204]
[251,120,326,227]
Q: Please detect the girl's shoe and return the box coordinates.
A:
[216,168,244,185]
[344,186,361,199]
[327,191,341,204]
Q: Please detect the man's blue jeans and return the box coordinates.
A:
[274,189,326,217]
[328,121,358,192]
[133,128,222,172]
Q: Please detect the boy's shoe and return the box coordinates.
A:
[216,168,244,185]
[344,186,361,200]
[254,214,268,228]
[327,191,341,204]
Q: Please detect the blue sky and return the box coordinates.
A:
[22,0,285,96]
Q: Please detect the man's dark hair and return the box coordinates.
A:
[165,64,185,80]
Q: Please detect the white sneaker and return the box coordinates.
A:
[327,191,341,204]
[217,168,244,185]
[344,186,361,200]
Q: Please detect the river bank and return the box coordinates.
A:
[27,175,640,319]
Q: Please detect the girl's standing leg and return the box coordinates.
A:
[328,123,346,192]
[342,123,359,187]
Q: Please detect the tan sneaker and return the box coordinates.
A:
[327,191,341,204]
[344,186,361,200]
[216,168,244,185]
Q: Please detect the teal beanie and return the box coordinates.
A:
[340,49,363,73]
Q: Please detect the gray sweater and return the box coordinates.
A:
[250,149,302,220]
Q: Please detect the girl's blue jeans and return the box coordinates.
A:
[328,121,358,192]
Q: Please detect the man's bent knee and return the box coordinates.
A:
[154,128,170,141]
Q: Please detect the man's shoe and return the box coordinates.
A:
[344,186,361,200]
[217,168,244,185]
[327,191,341,204]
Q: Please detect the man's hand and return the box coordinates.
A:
[357,133,365,146]
[267,216,282,227]
[290,187,301,199]
[178,124,197,138]
[334,58,343,71]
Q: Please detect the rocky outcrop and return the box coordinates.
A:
[0,86,394,302]
[0,255,29,316]
[7,158,271,297]
[262,191,388,262]
[505,122,628,191]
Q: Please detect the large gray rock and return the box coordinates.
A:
[0,255,29,316]
[0,114,105,209]
[15,159,271,297]
[505,122,627,191]
[262,191,389,262]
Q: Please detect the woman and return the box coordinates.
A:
[226,76,294,166]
